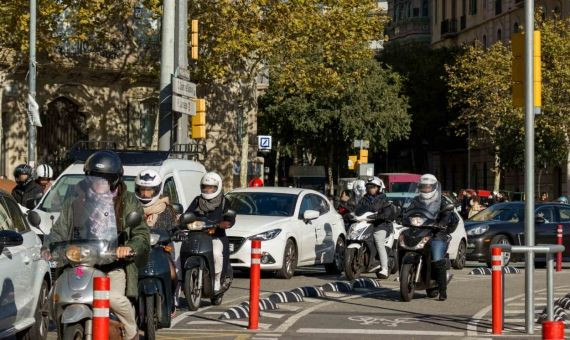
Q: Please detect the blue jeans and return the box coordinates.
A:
[430,239,448,262]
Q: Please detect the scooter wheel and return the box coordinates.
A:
[184,267,202,311]
[399,263,416,302]
[211,294,223,306]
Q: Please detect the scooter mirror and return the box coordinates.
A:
[126,211,142,228]
[172,203,184,215]
[27,210,42,228]
[180,212,196,225]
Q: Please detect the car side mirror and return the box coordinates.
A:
[27,210,41,228]
[0,230,23,248]
[125,211,142,228]
[535,215,546,224]
[172,203,184,215]
[180,212,196,225]
[223,210,237,221]
[303,210,319,222]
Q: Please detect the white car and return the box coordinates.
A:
[225,187,347,279]
[33,151,206,235]
[0,192,50,339]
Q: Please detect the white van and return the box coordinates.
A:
[33,150,206,234]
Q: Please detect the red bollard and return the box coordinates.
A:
[542,320,565,340]
[93,276,110,340]
[248,239,261,330]
[491,247,503,334]
[556,224,563,272]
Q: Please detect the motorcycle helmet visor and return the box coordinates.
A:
[419,183,436,194]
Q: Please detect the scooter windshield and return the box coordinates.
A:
[49,176,119,267]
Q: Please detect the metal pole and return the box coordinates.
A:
[174,0,189,145]
[158,0,176,151]
[28,0,37,165]
[546,253,554,321]
[467,122,471,188]
[523,0,535,332]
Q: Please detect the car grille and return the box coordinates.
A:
[228,237,246,254]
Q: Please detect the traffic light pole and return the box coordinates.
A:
[523,0,535,334]
[158,0,175,151]
[28,0,37,165]
[174,0,189,145]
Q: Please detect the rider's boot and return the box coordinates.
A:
[434,259,448,301]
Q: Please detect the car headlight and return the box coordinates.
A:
[249,229,282,241]
[467,225,489,236]
[150,233,160,246]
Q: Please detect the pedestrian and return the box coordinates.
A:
[12,163,44,209]
[460,190,472,220]
[539,192,549,202]
[468,195,485,219]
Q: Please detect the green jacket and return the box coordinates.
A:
[45,181,150,298]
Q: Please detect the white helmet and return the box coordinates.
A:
[36,164,54,179]
[201,172,222,200]
[135,169,163,207]
[418,174,438,200]
[365,176,385,192]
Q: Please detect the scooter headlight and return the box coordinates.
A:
[188,221,206,231]
[65,245,96,264]
[150,233,160,246]
[348,224,372,240]
[399,235,430,250]
[410,216,427,227]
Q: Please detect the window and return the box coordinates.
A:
[452,0,457,18]
[3,197,28,232]
[495,0,502,14]
[483,34,487,47]
[497,28,502,41]
[559,208,570,222]
[163,177,179,205]
[413,7,420,16]
[536,206,555,223]
[435,0,438,23]
[462,0,467,15]
[312,196,330,216]
[226,193,297,217]
[299,195,314,218]
[127,99,159,148]
[514,22,520,33]
[469,0,477,14]
[422,0,429,16]
[0,198,14,231]
[442,0,446,19]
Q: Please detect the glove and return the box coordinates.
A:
[219,221,232,229]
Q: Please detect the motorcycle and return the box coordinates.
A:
[137,203,184,339]
[176,210,236,311]
[343,211,406,281]
[398,204,454,302]
[48,185,141,339]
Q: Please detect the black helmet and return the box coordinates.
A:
[84,151,123,189]
[14,164,34,185]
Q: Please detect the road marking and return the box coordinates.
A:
[186,320,272,329]
[296,328,466,336]
[508,303,546,307]
[276,305,301,312]
[261,312,285,319]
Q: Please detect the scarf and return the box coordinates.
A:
[143,197,170,227]
[197,193,223,214]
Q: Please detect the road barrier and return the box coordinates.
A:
[491,244,565,339]
[248,239,262,330]
[557,225,563,272]
[93,276,110,340]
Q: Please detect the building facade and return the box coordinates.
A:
[386,0,432,45]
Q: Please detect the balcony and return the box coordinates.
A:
[460,15,466,30]
[386,17,431,41]
[441,19,458,37]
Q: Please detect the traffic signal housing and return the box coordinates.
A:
[359,149,368,164]
[512,31,541,108]
[191,20,199,60]
[191,98,206,139]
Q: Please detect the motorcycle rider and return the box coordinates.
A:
[185,172,235,292]
[35,163,54,193]
[354,176,395,278]
[407,174,458,301]
[43,151,150,340]
[12,163,44,209]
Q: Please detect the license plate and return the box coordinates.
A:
[229,243,235,252]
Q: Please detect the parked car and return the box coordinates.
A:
[386,192,468,269]
[465,202,570,266]
[225,187,347,279]
[33,146,206,234]
[0,192,50,339]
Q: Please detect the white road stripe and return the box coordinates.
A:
[277,305,301,312]
[186,320,272,329]
[261,312,285,319]
[508,303,546,307]
[296,328,466,336]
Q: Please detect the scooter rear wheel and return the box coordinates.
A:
[184,267,202,311]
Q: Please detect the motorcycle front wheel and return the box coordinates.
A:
[184,267,202,311]
[399,263,416,302]
[343,247,362,281]
[62,323,84,340]
[144,295,156,340]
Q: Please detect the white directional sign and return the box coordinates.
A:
[353,139,370,149]
[172,95,196,116]
[258,135,272,150]
[172,77,197,98]
[28,94,42,127]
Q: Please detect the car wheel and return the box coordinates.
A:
[486,235,511,267]
[452,240,467,270]
[17,280,49,340]
[324,237,345,274]
[275,239,297,279]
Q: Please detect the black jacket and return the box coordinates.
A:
[12,181,44,209]
[185,196,235,238]
[354,193,396,228]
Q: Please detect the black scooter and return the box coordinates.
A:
[176,211,236,311]
[137,204,186,339]
[398,204,454,302]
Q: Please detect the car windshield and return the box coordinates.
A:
[391,182,417,193]
[469,205,522,223]
[226,192,298,217]
[38,174,135,213]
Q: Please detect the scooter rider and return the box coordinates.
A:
[407,174,458,301]
[35,163,54,193]
[354,176,395,278]
[185,172,235,292]
[43,151,150,340]
[12,163,44,209]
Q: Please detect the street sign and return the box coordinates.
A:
[358,163,375,177]
[28,94,42,127]
[258,135,272,150]
[172,76,197,98]
[353,139,370,149]
[176,67,191,80]
[172,94,196,115]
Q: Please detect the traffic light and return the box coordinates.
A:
[348,155,357,170]
[191,99,206,139]
[512,31,541,108]
[359,149,368,164]
[191,20,199,60]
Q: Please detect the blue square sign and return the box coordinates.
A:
[258,135,272,150]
